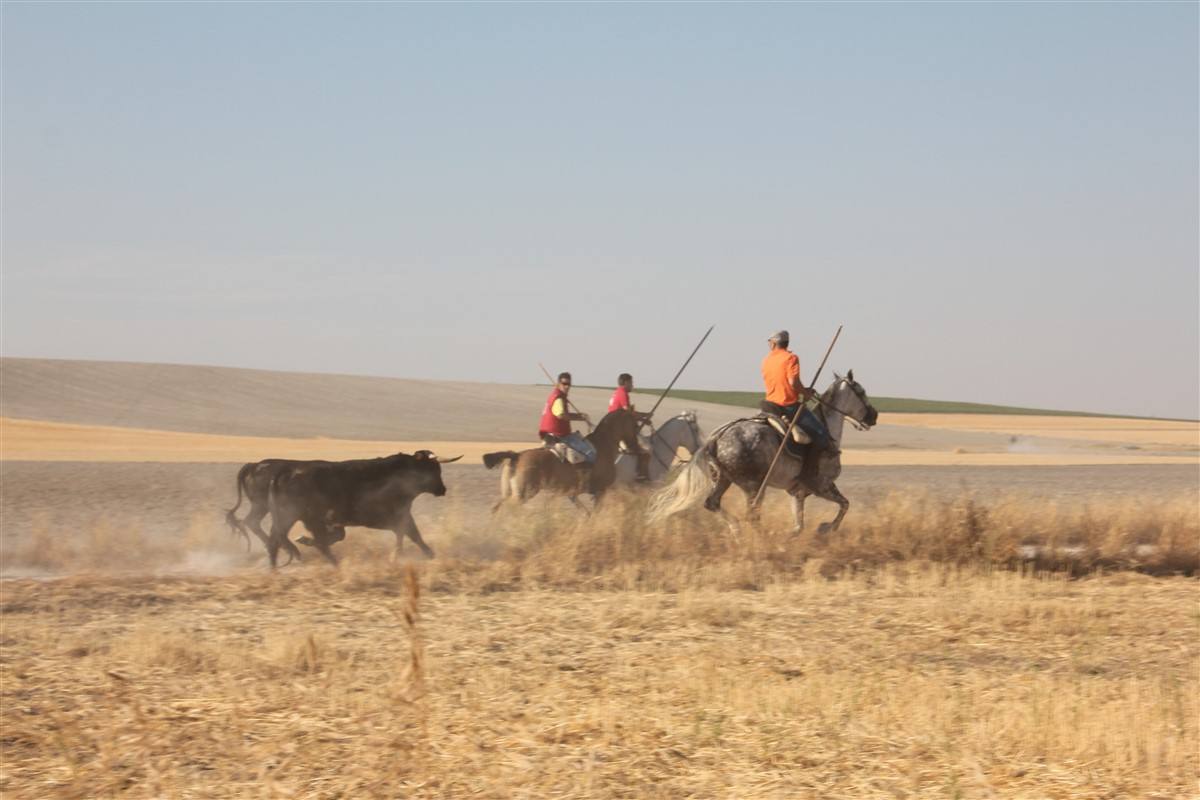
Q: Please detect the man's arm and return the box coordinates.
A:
[789,355,814,401]
[556,397,589,423]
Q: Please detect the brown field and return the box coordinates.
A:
[4,415,1198,466]
[2,360,1198,798]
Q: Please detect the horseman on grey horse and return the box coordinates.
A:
[648,328,878,534]
[758,330,836,462]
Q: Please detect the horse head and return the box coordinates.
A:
[647,411,704,459]
[676,410,703,454]
[826,370,879,429]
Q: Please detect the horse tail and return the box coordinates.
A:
[483,451,522,509]
[225,463,252,547]
[482,451,520,470]
[646,442,715,523]
[500,458,516,502]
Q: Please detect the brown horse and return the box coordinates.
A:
[482,408,641,512]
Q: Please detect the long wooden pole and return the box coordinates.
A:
[642,324,715,423]
[752,324,842,506]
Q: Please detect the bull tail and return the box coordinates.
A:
[646,444,715,523]
[225,463,252,548]
[482,451,520,470]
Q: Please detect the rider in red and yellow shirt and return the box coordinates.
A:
[539,372,590,443]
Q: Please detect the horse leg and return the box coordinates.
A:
[515,467,539,503]
[814,483,850,534]
[568,495,591,516]
[736,482,767,530]
[786,489,809,533]
[703,474,732,512]
[396,510,435,559]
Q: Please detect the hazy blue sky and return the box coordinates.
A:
[3,3,1197,418]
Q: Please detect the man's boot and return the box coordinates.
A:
[635,452,651,483]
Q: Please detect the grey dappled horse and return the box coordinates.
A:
[647,372,878,534]
[614,411,704,485]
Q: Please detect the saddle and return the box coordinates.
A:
[754,412,811,459]
[545,440,594,466]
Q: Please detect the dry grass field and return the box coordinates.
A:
[2,492,1198,798]
[2,360,1197,798]
[1,549,1196,799]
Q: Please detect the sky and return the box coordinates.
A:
[2,3,1197,419]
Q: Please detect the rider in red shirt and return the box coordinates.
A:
[540,372,586,441]
[608,373,652,482]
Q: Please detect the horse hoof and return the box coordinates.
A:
[297,536,315,547]
[817,522,833,535]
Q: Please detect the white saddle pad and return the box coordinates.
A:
[760,414,812,445]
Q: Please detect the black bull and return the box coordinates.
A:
[226,459,340,556]
[260,450,461,568]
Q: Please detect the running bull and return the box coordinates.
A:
[266,450,461,567]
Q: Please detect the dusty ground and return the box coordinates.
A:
[3,461,1199,575]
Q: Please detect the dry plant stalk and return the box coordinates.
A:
[394,563,425,703]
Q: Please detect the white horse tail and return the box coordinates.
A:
[646,446,714,523]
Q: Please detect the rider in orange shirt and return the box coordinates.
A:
[759,331,832,453]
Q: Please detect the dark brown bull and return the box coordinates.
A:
[266,450,461,567]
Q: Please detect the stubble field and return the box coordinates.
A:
[1,361,1197,798]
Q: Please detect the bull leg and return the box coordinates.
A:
[303,520,340,566]
[396,511,434,559]
[243,504,272,551]
[297,525,345,548]
[267,517,302,569]
[813,483,850,534]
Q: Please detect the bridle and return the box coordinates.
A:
[814,378,873,432]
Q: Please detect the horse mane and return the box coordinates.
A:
[587,408,632,444]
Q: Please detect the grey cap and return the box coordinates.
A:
[768,330,789,343]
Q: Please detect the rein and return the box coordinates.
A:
[814,381,870,432]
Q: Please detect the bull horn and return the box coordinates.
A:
[436,454,463,464]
